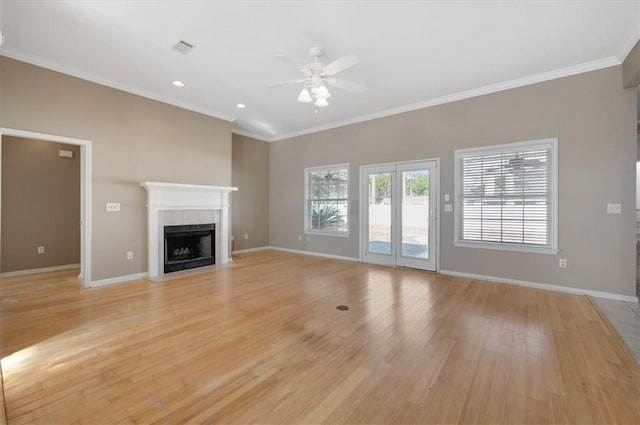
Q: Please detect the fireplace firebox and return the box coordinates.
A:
[164,223,215,273]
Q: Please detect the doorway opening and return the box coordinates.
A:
[359,159,439,271]
[0,128,91,288]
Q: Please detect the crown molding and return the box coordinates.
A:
[1,48,624,143]
[0,48,237,123]
[231,129,271,142]
[269,56,622,142]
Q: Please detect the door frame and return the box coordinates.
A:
[0,128,92,288]
[359,158,440,272]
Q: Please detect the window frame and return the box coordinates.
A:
[453,138,558,254]
[304,163,350,237]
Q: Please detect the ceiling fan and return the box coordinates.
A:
[266,47,364,108]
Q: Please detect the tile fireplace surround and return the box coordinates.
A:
[140,182,237,279]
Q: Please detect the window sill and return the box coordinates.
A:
[304,230,350,238]
[454,240,558,255]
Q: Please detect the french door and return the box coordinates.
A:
[360,160,438,271]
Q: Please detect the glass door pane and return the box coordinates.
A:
[368,172,393,255]
[400,169,429,259]
[396,161,436,271]
[361,161,436,271]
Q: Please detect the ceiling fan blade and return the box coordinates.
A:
[274,54,304,72]
[323,54,359,76]
[325,77,365,92]
[265,79,306,88]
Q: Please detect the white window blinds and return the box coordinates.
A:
[455,139,557,252]
[305,164,349,235]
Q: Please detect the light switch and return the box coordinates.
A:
[106,202,121,212]
[444,194,450,202]
[444,204,453,212]
[606,203,621,214]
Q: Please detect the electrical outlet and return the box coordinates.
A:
[559,258,567,268]
[444,204,453,212]
[37,246,45,254]
[127,251,133,260]
[298,235,302,241]
[244,233,248,240]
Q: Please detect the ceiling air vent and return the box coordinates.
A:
[172,40,194,54]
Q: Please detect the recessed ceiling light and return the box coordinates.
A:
[172,80,185,88]
[236,103,246,109]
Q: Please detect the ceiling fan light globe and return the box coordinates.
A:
[314,98,329,107]
[297,88,312,103]
[314,86,330,99]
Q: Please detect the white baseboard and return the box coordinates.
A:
[270,246,359,262]
[1,263,80,278]
[440,270,639,303]
[232,246,271,254]
[90,272,148,288]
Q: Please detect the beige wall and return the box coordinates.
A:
[270,66,637,297]
[0,57,232,281]
[623,40,640,88]
[1,137,80,272]
[231,134,269,251]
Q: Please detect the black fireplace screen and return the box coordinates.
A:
[164,223,215,273]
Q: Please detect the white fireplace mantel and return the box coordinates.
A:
[140,181,238,279]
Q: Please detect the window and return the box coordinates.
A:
[305,164,349,236]
[454,138,558,254]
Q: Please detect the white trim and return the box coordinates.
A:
[232,246,270,254]
[268,57,620,142]
[358,158,440,272]
[453,138,558,254]
[0,49,236,123]
[270,246,359,262]
[140,181,238,193]
[440,270,639,303]
[436,160,441,273]
[0,128,92,288]
[140,182,237,279]
[304,163,350,237]
[3,47,623,143]
[359,163,396,266]
[453,240,559,255]
[90,272,148,288]
[231,129,270,142]
[0,128,92,147]
[304,230,350,238]
[0,263,80,278]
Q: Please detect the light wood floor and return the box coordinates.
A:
[0,250,639,424]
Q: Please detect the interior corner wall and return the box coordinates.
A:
[1,137,80,273]
[231,134,270,251]
[269,65,638,297]
[0,56,232,281]
[623,39,640,88]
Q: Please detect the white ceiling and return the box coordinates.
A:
[1,1,639,141]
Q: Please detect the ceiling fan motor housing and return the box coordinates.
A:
[309,46,323,58]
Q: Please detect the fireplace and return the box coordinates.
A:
[140,182,237,279]
[164,224,215,273]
